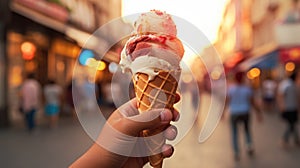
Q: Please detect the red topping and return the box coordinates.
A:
[152,9,164,16]
[125,34,184,61]
[126,35,169,57]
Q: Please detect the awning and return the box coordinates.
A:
[239,50,279,70]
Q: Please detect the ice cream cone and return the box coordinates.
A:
[133,71,179,111]
[141,127,165,168]
[133,70,179,168]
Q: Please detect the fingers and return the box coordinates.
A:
[118,98,139,117]
[161,125,177,158]
[119,109,173,136]
[115,96,181,136]
[174,93,181,104]
[172,108,180,122]
[164,125,177,141]
[161,144,174,158]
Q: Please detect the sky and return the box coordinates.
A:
[122,0,228,44]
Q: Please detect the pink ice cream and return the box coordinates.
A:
[120,10,184,80]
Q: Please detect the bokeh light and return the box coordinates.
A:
[97,61,106,71]
[21,41,36,60]
[79,49,94,65]
[86,58,98,67]
[86,58,106,71]
[108,62,118,73]
[247,67,261,79]
[210,68,222,80]
[285,62,295,72]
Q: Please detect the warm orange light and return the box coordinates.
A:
[21,42,36,60]
[25,61,36,72]
[57,61,65,72]
[290,49,300,60]
[22,53,35,60]
[72,47,80,58]
[10,66,22,86]
[285,62,295,72]
[21,42,35,53]
[247,67,261,79]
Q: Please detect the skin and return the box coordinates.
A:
[70,94,180,168]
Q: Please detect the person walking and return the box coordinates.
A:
[44,79,63,128]
[20,73,41,132]
[277,71,300,147]
[225,71,262,161]
[261,76,277,113]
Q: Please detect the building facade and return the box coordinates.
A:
[216,0,299,73]
[0,0,127,127]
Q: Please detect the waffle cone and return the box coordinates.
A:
[133,71,179,168]
[133,71,178,111]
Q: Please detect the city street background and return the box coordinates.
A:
[1,0,300,168]
[1,93,300,168]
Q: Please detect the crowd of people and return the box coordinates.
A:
[19,73,64,131]
[223,69,300,162]
[17,72,133,133]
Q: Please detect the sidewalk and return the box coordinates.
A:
[0,117,93,168]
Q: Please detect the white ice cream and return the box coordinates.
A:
[119,47,181,81]
[134,10,177,36]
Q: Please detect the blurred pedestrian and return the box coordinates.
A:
[225,71,263,161]
[261,76,277,113]
[44,79,63,128]
[277,71,300,147]
[19,73,41,132]
[82,77,98,112]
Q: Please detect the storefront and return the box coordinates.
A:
[0,0,126,126]
[6,12,82,123]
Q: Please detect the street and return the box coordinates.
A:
[1,93,300,168]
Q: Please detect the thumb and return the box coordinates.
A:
[120,109,173,136]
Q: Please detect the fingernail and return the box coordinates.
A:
[171,127,177,136]
[160,110,171,122]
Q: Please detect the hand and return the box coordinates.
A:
[70,94,180,168]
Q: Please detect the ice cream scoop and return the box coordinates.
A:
[120,10,184,81]
[133,9,177,36]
